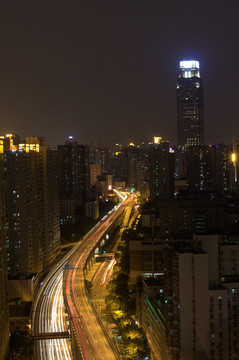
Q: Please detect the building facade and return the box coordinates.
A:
[149,137,174,201]
[0,138,9,360]
[57,138,90,221]
[198,234,239,359]
[157,199,228,239]
[184,144,233,194]
[3,136,60,276]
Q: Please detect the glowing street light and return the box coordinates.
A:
[232,153,237,183]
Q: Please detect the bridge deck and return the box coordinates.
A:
[33,331,70,340]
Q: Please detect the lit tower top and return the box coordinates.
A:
[179,60,200,78]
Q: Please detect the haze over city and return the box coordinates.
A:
[2,2,239,360]
[0,1,239,147]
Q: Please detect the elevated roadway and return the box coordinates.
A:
[64,191,134,360]
[32,190,133,360]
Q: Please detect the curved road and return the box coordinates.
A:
[32,190,131,360]
[65,192,132,360]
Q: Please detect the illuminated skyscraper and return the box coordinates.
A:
[177,60,204,147]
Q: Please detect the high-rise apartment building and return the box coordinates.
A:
[138,233,239,360]
[45,146,61,269]
[57,138,79,203]
[111,146,129,184]
[177,60,204,147]
[136,147,150,199]
[78,144,90,203]
[198,234,239,359]
[57,138,90,222]
[90,163,101,186]
[185,144,233,194]
[164,247,229,360]
[89,143,111,174]
[3,135,60,276]
[149,137,174,201]
[0,138,9,360]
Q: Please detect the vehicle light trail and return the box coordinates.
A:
[34,269,72,360]
[101,259,116,286]
[32,190,132,360]
[64,193,132,360]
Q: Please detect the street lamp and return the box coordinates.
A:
[232,153,237,183]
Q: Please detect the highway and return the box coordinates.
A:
[89,260,116,319]
[32,250,74,359]
[32,190,131,360]
[65,191,133,360]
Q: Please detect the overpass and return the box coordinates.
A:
[33,331,70,340]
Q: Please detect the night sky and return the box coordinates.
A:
[0,1,239,147]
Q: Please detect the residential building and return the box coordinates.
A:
[57,137,90,219]
[185,144,233,194]
[3,136,60,276]
[0,138,9,360]
[198,234,239,359]
[140,278,167,360]
[129,238,164,281]
[85,199,99,220]
[149,137,174,201]
[96,174,113,201]
[90,163,101,186]
[164,245,229,360]
[144,198,227,240]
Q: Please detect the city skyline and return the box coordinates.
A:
[1,130,239,357]
[0,2,239,147]
[2,3,239,359]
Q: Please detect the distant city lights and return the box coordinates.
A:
[154,137,162,144]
